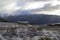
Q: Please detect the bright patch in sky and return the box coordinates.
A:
[4,2,16,13]
[23,2,47,10]
[0,0,60,16]
[4,2,22,13]
[48,10,60,15]
[34,10,60,16]
[5,2,16,11]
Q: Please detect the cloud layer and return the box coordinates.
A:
[0,0,60,16]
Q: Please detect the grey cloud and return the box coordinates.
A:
[28,4,60,12]
[27,0,51,1]
[0,0,60,15]
[15,1,60,15]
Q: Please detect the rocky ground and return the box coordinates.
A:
[0,22,60,40]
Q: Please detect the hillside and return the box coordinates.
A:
[0,17,8,22]
[5,14,60,25]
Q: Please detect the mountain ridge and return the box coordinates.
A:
[4,14,60,25]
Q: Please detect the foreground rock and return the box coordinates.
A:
[0,22,60,40]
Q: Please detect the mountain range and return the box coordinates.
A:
[4,14,60,25]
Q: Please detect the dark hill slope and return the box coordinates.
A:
[0,17,8,22]
[5,14,60,25]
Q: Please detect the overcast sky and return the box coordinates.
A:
[0,0,60,16]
